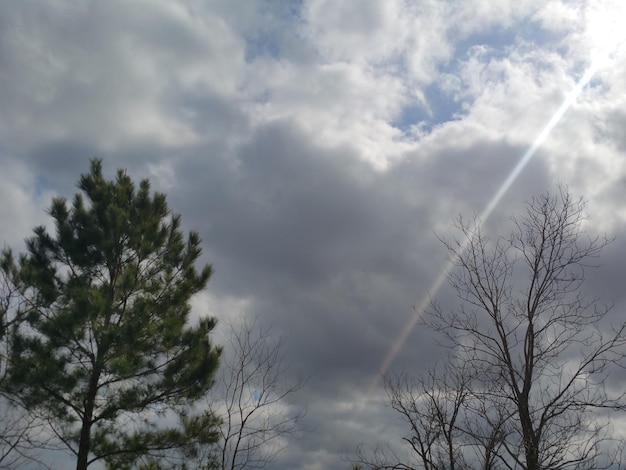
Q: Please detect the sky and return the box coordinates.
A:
[1,1,626,469]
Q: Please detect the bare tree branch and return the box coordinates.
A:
[201,316,306,470]
[359,188,626,470]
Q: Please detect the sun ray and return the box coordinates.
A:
[369,38,623,392]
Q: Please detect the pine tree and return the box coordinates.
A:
[3,159,221,469]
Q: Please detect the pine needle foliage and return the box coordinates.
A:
[3,159,221,469]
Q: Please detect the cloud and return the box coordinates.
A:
[0,0,247,155]
[0,0,625,468]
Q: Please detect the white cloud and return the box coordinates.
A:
[0,0,248,153]
[0,159,55,249]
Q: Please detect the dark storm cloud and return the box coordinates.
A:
[159,118,555,411]
[170,118,555,466]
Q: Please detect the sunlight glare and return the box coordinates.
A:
[369,14,626,391]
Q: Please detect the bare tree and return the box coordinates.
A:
[355,361,491,470]
[360,189,626,470]
[387,361,473,470]
[200,317,306,470]
[0,251,58,469]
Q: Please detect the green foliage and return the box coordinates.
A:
[3,159,221,469]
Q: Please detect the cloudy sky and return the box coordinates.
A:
[1,1,626,468]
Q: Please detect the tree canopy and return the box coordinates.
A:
[2,159,221,469]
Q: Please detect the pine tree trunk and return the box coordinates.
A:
[76,363,101,470]
[76,416,92,470]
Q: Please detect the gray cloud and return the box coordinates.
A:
[1,1,625,468]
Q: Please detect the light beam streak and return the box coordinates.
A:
[369,45,620,392]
